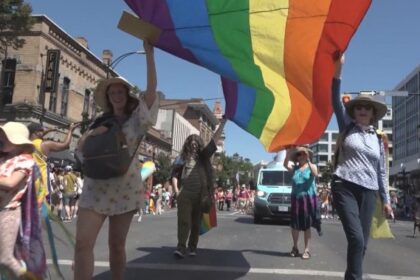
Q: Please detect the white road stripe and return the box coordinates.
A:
[47,259,420,280]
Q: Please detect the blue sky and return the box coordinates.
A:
[28,0,420,163]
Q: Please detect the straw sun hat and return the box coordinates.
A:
[344,94,387,123]
[0,122,34,151]
[290,145,313,162]
[94,77,139,112]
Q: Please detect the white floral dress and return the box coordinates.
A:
[78,95,159,215]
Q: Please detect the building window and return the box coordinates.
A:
[83,89,90,116]
[382,120,392,130]
[319,144,328,152]
[406,75,419,94]
[60,77,70,116]
[91,100,96,118]
[1,58,17,105]
[320,133,328,141]
[48,85,58,112]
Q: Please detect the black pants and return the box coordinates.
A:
[218,200,224,210]
[225,199,231,211]
[331,176,376,280]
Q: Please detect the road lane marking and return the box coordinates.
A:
[228,210,241,215]
[48,259,419,280]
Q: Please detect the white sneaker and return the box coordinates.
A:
[137,216,142,222]
[174,249,185,258]
[189,250,197,256]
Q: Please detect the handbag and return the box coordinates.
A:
[82,117,140,179]
[201,194,213,214]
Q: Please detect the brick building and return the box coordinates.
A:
[0,15,170,163]
[160,98,219,145]
[0,15,109,149]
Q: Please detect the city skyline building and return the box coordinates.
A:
[391,65,420,193]
[155,108,199,159]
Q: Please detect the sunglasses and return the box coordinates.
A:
[296,152,305,157]
[354,103,373,111]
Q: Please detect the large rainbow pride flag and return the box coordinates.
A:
[124,0,371,151]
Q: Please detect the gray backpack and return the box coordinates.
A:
[82,117,139,179]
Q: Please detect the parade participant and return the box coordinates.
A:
[171,118,226,258]
[0,122,36,278]
[62,166,77,221]
[73,171,83,218]
[320,187,330,219]
[155,184,163,215]
[238,184,249,214]
[27,121,79,205]
[49,166,63,219]
[73,41,159,280]
[225,188,233,211]
[332,55,392,280]
[390,191,398,223]
[217,187,225,211]
[284,145,318,260]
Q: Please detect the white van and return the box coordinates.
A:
[253,151,292,223]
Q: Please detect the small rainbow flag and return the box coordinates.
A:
[200,205,217,235]
[140,160,156,182]
[123,0,371,151]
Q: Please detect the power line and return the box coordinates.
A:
[160,97,223,108]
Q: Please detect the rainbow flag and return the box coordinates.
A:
[140,160,156,182]
[124,0,371,151]
[200,204,217,235]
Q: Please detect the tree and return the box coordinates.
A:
[319,161,334,185]
[0,0,33,57]
[214,152,254,189]
[0,0,34,107]
[153,152,172,185]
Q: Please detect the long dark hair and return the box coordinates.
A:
[180,134,204,161]
[179,134,214,193]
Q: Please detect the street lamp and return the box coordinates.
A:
[106,50,146,78]
[400,163,408,193]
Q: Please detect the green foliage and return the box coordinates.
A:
[0,0,34,56]
[319,161,334,184]
[214,152,254,189]
[153,152,172,185]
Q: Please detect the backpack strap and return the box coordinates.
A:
[333,122,356,170]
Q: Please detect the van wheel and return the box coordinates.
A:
[254,214,263,224]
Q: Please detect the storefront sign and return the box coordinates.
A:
[44,49,60,92]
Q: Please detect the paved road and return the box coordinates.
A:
[45,209,420,280]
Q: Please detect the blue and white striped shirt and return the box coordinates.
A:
[332,79,390,204]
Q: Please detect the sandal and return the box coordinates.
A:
[290,247,299,257]
[301,250,311,260]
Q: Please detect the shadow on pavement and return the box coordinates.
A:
[242,249,291,258]
[234,216,290,226]
[93,246,251,280]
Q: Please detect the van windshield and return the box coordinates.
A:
[259,170,293,186]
